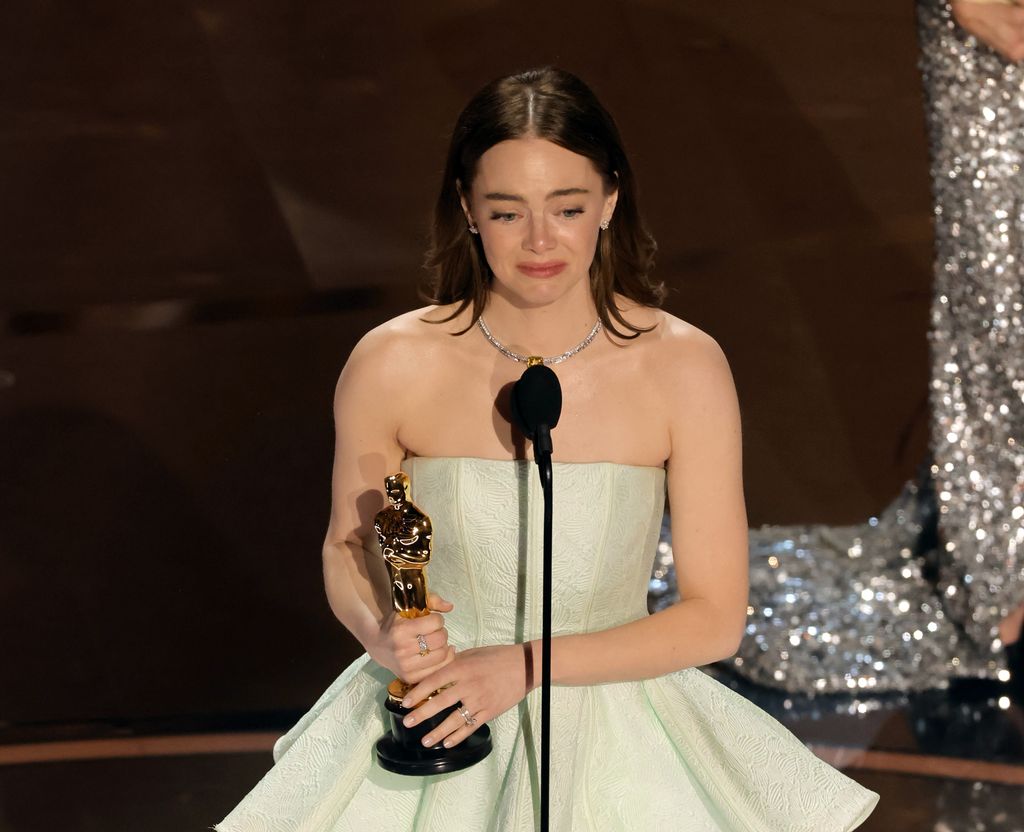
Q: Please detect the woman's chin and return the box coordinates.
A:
[492,274,587,309]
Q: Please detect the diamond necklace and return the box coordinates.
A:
[476,316,602,366]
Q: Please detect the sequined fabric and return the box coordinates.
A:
[922,0,1024,656]
[650,479,998,693]
[649,0,1024,693]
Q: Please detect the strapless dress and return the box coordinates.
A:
[216,456,878,830]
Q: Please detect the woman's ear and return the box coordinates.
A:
[457,179,475,228]
[602,185,619,227]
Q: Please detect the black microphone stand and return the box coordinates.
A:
[509,363,561,832]
[533,424,554,832]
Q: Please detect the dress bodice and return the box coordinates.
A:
[401,456,666,646]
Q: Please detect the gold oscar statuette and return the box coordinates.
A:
[372,471,492,775]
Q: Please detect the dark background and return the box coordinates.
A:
[0,1,933,730]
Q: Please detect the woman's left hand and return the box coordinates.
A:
[400,643,534,748]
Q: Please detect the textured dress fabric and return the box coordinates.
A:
[216,457,877,831]
[649,0,1024,694]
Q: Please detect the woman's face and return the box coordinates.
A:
[461,137,617,309]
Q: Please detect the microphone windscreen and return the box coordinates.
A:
[511,365,562,439]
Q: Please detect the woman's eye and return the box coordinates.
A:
[560,208,585,219]
[490,212,518,223]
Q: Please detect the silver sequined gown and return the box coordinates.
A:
[649,0,1024,694]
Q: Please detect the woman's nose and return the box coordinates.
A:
[522,215,554,252]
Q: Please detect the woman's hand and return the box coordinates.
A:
[367,592,455,685]
[952,1,1024,62]
[399,643,534,749]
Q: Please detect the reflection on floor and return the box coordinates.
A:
[1,677,1022,832]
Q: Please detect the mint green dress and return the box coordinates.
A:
[216,457,878,831]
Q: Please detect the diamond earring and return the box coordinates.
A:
[600,219,610,231]
[468,223,479,235]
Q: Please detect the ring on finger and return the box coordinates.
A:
[416,634,429,656]
[457,705,477,726]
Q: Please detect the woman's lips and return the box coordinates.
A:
[516,261,567,278]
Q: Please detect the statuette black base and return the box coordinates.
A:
[376,695,492,776]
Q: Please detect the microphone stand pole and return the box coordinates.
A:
[534,424,554,832]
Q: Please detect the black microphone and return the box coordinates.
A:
[510,364,562,457]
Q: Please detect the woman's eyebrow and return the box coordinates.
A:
[483,187,591,201]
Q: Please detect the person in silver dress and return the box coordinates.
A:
[649,0,1024,695]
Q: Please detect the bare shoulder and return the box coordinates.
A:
[649,311,739,429]
[651,310,728,371]
[336,304,465,403]
[350,305,461,361]
[613,299,731,379]
[343,303,464,372]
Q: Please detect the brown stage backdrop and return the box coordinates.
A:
[0,0,932,727]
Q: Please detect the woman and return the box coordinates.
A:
[657,0,1024,699]
[931,0,1024,678]
[216,67,877,830]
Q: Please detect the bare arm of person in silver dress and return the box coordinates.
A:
[952,0,1024,61]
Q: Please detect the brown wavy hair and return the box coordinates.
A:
[422,67,663,338]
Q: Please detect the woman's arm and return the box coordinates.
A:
[951,0,1024,62]
[532,328,748,685]
[321,331,398,647]
[322,324,454,685]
